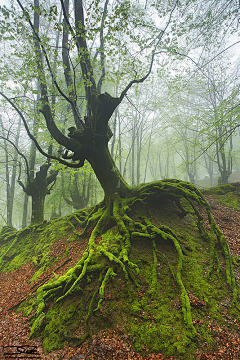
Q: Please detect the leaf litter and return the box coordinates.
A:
[0,188,240,360]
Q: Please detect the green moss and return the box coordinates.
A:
[1,179,239,359]
[202,184,240,210]
[94,267,117,311]
[203,184,234,195]
[0,217,72,273]
[16,296,38,317]
[0,226,18,242]
[99,229,121,255]
[41,300,80,352]
[125,225,234,358]
[31,264,49,283]
[214,192,240,210]
[149,240,158,294]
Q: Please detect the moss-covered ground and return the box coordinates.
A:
[202,183,240,211]
[0,180,240,359]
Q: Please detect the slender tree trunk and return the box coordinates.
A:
[22,192,29,228]
[172,154,176,178]
[131,113,136,186]
[9,117,21,225]
[136,120,143,185]
[158,152,163,179]
[118,112,122,175]
[165,147,169,178]
[143,122,154,183]
[110,87,118,157]
[0,115,21,227]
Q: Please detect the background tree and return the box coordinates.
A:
[0,115,21,227]
[0,0,240,354]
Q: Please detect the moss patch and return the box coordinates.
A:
[0,208,90,274]
[0,180,239,359]
[202,183,240,210]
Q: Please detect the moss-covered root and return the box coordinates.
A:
[149,240,158,294]
[207,212,238,305]
[29,205,110,338]
[189,196,237,305]
[94,267,117,311]
[142,217,197,336]
[136,179,238,310]
[67,205,105,239]
[112,195,139,271]
[135,217,196,337]
[135,179,206,206]
[29,197,141,339]
[77,290,97,344]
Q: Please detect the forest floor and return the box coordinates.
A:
[0,185,240,360]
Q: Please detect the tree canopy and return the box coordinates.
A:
[0,1,240,358]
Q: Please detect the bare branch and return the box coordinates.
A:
[201,41,240,68]
[0,135,30,184]
[74,0,97,98]
[97,0,109,93]
[16,0,76,108]
[193,124,240,164]
[0,92,85,168]
[157,49,217,89]
[60,0,97,115]
[62,0,84,129]
[119,0,179,102]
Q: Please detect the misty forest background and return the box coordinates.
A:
[0,0,240,229]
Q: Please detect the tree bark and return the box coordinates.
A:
[19,164,58,225]
[88,140,130,199]
[0,115,21,227]
[22,192,29,228]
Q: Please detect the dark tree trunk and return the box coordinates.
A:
[216,130,232,185]
[24,165,49,225]
[31,192,46,225]
[64,171,92,210]
[88,139,130,200]
[19,164,58,225]
[118,111,122,175]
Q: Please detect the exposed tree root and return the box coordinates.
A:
[24,180,238,344]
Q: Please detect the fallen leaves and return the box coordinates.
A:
[0,189,240,359]
[202,193,240,258]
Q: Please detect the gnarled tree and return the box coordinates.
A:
[0,0,239,356]
[19,162,58,225]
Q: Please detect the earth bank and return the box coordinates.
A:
[0,180,239,359]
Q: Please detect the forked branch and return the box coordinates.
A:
[119,0,179,101]
[0,92,85,168]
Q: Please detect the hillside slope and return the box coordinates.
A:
[0,182,240,360]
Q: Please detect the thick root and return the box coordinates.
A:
[29,180,238,343]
